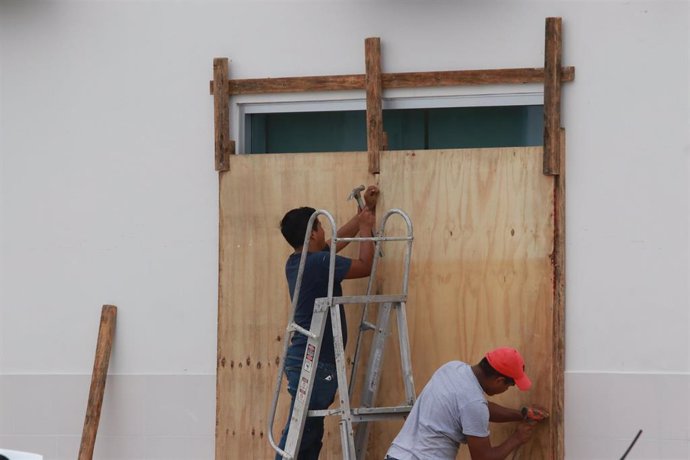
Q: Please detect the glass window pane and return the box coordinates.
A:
[428,105,543,149]
[246,105,543,153]
[248,111,366,154]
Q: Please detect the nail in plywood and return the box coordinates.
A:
[213,57,234,171]
[79,305,117,460]
[365,37,383,174]
[543,18,563,175]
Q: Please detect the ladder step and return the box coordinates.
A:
[329,294,406,305]
[308,405,412,418]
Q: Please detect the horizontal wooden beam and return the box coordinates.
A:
[209,67,575,95]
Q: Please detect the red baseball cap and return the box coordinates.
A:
[485,347,532,391]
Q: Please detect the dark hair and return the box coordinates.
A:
[479,357,515,385]
[280,207,319,248]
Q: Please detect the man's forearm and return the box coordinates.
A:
[488,402,523,423]
[486,434,525,460]
[332,213,360,252]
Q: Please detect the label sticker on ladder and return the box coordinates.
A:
[297,376,309,403]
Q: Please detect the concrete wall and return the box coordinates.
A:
[1,1,687,459]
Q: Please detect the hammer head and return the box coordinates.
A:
[347,185,366,209]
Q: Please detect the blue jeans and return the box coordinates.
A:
[276,353,338,460]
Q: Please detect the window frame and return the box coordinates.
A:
[236,92,544,154]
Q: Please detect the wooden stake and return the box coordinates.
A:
[365,37,382,174]
[552,128,566,459]
[544,17,562,175]
[79,305,117,460]
[213,58,234,171]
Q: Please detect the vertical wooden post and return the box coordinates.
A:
[543,17,562,175]
[79,305,117,460]
[365,37,383,175]
[552,128,566,460]
[214,57,234,171]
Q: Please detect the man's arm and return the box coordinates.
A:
[329,212,360,253]
[343,207,375,279]
[328,185,379,253]
[487,402,523,423]
[466,423,534,460]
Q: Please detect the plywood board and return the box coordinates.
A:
[369,148,554,459]
[217,147,555,459]
[217,152,371,459]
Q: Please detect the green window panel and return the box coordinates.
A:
[246,105,543,154]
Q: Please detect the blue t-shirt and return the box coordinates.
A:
[286,249,352,364]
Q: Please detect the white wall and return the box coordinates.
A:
[1,1,688,459]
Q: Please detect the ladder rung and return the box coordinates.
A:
[307,405,413,419]
[360,321,376,331]
[329,294,406,305]
[353,405,413,416]
[335,236,413,242]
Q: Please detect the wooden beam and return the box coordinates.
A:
[209,67,575,95]
[543,17,562,175]
[213,58,234,171]
[79,305,117,460]
[552,128,566,460]
[365,37,383,174]
[383,67,573,88]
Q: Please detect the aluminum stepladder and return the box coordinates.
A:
[268,208,416,460]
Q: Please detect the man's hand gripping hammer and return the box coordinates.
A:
[347,185,367,210]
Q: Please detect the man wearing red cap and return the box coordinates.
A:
[384,347,549,460]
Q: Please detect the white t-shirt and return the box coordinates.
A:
[386,361,490,460]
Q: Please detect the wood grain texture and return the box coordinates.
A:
[213,57,233,171]
[217,148,556,459]
[216,152,371,459]
[382,67,574,89]
[365,37,382,174]
[370,149,555,459]
[79,305,117,460]
[543,18,563,175]
[209,67,576,95]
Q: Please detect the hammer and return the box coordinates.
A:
[347,185,366,210]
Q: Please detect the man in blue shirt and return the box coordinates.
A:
[276,185,379,460]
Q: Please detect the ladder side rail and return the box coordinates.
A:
[379,209,414,296]
[268,209,336,456]
[283,298,332,458]
[395,300,416,404]
[330,301,358,459]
